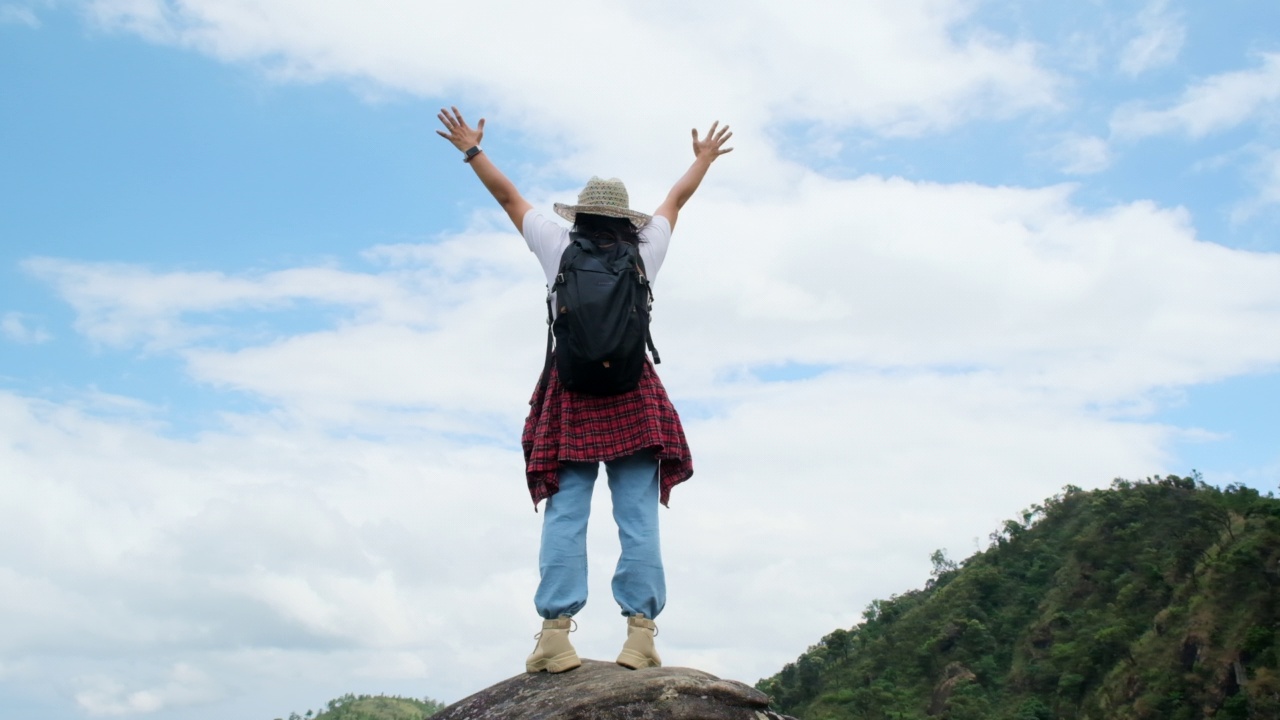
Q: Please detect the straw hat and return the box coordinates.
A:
[553,176,652,227]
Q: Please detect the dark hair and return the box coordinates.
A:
[573,213,642,246]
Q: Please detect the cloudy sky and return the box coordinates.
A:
[3,0,1279,718]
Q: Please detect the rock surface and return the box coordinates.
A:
[433,659,799,720]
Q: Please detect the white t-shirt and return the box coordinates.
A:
[522,210,672,316]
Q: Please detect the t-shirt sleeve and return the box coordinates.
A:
[522,209,570,286]
[638,215,672,282]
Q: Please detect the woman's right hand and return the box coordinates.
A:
[691,121,733,163]
[436,106,485,152]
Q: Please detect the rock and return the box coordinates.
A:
[928,661,977,715]
[433,659,799,720]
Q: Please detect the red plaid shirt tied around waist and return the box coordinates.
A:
[521,360,693,509]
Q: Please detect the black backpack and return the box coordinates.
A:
[541,232,660,396]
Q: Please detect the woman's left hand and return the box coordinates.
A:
[436,106,485,152]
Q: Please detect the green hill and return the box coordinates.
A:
[757,475,1280,720]
[278,692,445,720]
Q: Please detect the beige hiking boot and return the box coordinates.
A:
[615,614,661,669]
[525,617,582,674]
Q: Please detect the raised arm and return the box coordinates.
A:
[653,121,734,231]
[436,106,533,233]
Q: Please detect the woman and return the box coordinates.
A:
[436,106,732,673]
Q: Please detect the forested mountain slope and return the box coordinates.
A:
[757,475,1279,720]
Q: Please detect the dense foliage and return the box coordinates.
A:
[757,475,1280,719]
[277,693,446,720]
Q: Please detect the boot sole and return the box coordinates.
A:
[526,650,582,674]
[616,649,661,670]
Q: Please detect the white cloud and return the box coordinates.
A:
[83,0,1058,151]
[34,177,1280,421]
[0,388,537,708]
[1049,133,1112,175]
[1112,53,1280,139]
[0,3,41,27]
[1,311,51,344]
[1256,149,1280,208]
[1230,147,1280,224]
[75,664,219,717]
[1117,0,1185,77]
[21,259,446,350]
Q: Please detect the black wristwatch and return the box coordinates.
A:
[463,146,483,163]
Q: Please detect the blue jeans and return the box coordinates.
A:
[534,450,666,620]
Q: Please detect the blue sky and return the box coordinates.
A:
[3,1,1280,719]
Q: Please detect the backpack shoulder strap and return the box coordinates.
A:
[623,243,662,366]
[538,233,591,408]
[553,232,596,287]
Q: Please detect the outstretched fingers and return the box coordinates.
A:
[436,106,484,148]
[436,107,459,138]
[713,121,733,155]
[692,121,734,158]
[713,125,733,153]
